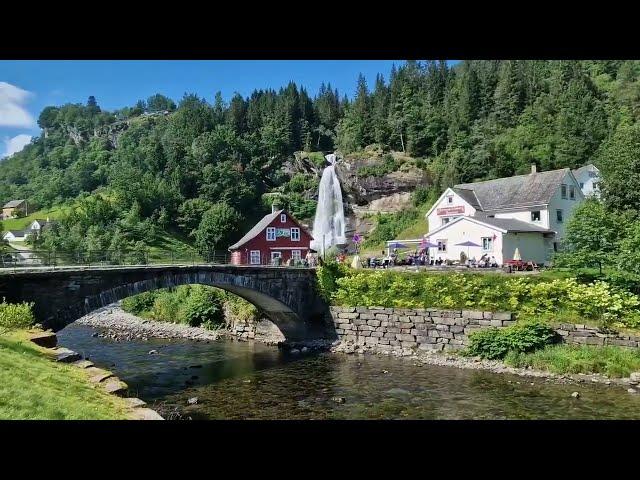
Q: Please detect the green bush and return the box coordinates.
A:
[179,285,224,327]
[121,291,158,316]
[357,155,397,177]
[465,320,557,360]
[316,261,351,301]
[0,300,35,332]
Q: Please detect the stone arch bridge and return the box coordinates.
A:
[0,265,332,342]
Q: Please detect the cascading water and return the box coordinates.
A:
[310,153,346,253]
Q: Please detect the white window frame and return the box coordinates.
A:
[531,211,541,222]
[271,251,282,261]
[266,227,276,241]
[249,250,261,265]
[437,239,447,252]
[291,227,300,241]
[280,213,286,223]
[556,209,563,223]
[291,250,301,262]
[482,237,493,252]
[561,184,567,199]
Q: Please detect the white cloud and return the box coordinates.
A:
[2,134,32,159]
[0,81,35,127]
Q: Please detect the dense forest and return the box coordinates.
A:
[1,60,639,259]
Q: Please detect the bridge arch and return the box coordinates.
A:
[0,265,332,342]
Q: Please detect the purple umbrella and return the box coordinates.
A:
[455,240,482,260]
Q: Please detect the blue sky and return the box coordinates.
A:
[0,60,455,158]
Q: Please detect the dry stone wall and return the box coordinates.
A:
[329,306,640,352]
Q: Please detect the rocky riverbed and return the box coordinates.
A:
[330,341,640,393]
[76,305,222,342]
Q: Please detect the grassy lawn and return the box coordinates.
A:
[505,344,640,378]
[1,206,65,231]
[0,330,130,419]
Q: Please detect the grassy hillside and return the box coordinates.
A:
[1,206,65,231]
[0,330,130,419]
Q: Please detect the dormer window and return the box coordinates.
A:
[561,184,567,199]
[280,213,286,223]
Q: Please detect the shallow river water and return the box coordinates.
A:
[58,323,640,420]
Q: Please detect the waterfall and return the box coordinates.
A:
[310,153,346,252]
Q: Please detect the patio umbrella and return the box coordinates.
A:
[387,242,407,249]
[513,247,521,261]
[455,240,481,260]
[421,237,438,248]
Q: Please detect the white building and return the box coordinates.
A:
[424,165,584,266]
[572,164,601,198]
[3,230,28,242]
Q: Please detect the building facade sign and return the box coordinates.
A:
[276,228,291,238]
[437,205,465,216]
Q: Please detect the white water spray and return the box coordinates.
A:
[311,153,346,253]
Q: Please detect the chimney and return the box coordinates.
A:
[531,164,537,174]
[271,204,278,214]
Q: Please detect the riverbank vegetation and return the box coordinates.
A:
[462,320,640,377]
[0,301,129,419]
[505,344,640,378]
[121,285,258,330]
[318,265,640,331]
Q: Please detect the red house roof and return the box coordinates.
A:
[228,209,313,251]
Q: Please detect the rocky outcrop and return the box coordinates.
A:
[335,153,430,209]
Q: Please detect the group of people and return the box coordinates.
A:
[366,248,430,268]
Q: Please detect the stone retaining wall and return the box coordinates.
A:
[329,306,640,352]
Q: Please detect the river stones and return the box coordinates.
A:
[187,397,198,405]
[55,348,82,363]
[129,408,164,420]
[29,331,57,348]
[571,391,580,398]
[72,359,94,369]
[123,397,147,408]
[103,377,128,395]
[331,396,346,404]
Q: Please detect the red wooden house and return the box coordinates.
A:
[228,208,314,265]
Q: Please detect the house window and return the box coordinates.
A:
[271,251,282,262]
[437,240,447,252]
[250,250,261,265]
[556,209,563,223]
[447,195,453,204]
[291,227,300,241]
[280,213,286,223]
[442,217,450,226]
[291,250,301,262]
[266,227,276,241]
[482,237,493,252]
[569,185,575,200]
[561,184,567,199]
[531,211,541,222]
[579,182,584,189]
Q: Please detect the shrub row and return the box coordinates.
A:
[322,267,640,330]
[0,299,35,333]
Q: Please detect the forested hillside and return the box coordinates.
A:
[1,60,639,257]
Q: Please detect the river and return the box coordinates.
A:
[58,323,640,420]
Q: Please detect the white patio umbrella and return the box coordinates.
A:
[513,247,522,261]
[351,254,362,269]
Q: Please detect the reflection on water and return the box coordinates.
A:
[58,323,640,420]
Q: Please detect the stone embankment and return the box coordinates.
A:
[328,306,640,392]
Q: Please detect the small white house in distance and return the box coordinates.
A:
[424,164,584,266]
[3,230,27,242]
[572,164,601,198]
